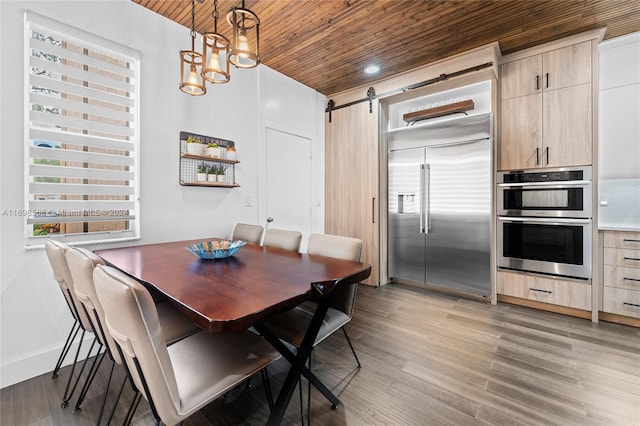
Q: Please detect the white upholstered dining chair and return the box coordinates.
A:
[262,228,303,252]
[232,223,264,244]
[44,240,99,409]
[93,264,281,426]
[262,233,363,422]
[264,233,363,363]
[66,247,199,423]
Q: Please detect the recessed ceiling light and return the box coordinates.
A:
[364,64,380,75]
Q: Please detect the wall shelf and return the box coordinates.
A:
[403,99,475,125]
[180,153,239,164]
[180,181,240,188]
[179,131,239,187]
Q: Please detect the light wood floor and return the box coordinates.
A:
[2,283,639,425]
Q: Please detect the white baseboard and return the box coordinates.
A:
[1,334,96,389]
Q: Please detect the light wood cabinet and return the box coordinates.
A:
[325,102,379,286]
[602,230,640,320]
[497,270,591,311]
[542,84,592,168]
[499,39,595,170]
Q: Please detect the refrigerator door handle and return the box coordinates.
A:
[425,164,431,233]
[420,164,426,233]
[420,164,430,234]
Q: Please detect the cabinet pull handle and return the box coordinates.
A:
[536,75,540,90]
[623,302,640,308]
[529,288,552,294]
[546,73,549,88]
[624,257,640,262]
[545,147,549,165]
[536,147,540,166]
[372,197,375,224]
[624,277,640,282]
[623,238,640,243]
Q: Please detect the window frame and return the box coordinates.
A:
[24,11,140,247]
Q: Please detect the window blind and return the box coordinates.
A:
[25,12,140,245]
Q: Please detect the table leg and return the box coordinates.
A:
[256,299,339,425]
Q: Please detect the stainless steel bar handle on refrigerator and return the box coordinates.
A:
[420,164,426,233]
[425,164,431,233]
[420,164,431,234]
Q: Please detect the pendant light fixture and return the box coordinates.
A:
[227,0,260,69]
[202,0,230,84]
[179,0,206,95]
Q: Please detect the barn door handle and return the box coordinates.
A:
[372,197,375,223]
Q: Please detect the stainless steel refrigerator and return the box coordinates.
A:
[388,129,491,298]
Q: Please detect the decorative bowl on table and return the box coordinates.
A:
[186,240,246,259]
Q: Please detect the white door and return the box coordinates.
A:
[264,127,312,249]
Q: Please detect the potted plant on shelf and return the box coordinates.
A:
[207,165,217,182]
[216,164,226,182]
[197,163,208,182]
[225,145,237,160]
[206,143,220,158]
[186,136,204,156]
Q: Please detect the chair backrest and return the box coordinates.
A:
[93,264,180,422]
[262,228,302,252]
[307,234,363,316]
[232,223,264,244]
[66,247,122,364]
[44,240,93,332]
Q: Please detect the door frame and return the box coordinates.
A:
[258,120,321,252]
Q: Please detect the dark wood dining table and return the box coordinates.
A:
[94,238,371,425]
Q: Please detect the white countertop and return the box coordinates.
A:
[598,223,640,232]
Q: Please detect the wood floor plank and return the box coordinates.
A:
[3,283,640,425]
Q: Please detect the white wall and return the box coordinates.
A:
[258,66,326,250]
[0,0,324,387]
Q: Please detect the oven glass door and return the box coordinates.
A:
[498,217,592,279]
[504,187,583,211]
[498,183,592,217]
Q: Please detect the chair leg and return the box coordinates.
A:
[104,374,128,426]
[52,320,81,379]
[342,327,361,368]
[61,335,101,408]
[73,346,106,413]
[95,358,115,426]
[307,351,312,426]
[60,329,88,407]
[123,391,142,426]
[260,367,274,410]
[298,375,305,426]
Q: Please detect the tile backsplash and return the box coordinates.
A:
[598,178,640,229]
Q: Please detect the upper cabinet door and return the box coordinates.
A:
[543,83,592,168]
[500,93,543,170]
[500,55,542,100]
[542,41,592,91]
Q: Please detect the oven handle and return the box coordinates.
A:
[497,180,591,187]
[498,216,592,224]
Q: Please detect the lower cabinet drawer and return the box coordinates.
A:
[603,247,640,269]
[497,271,591,310]
[603,265,640,290]
[603,287,640,319]
[603,231,640,249]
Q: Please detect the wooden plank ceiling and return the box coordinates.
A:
[133,0,640,95]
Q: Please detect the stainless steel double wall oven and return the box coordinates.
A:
[497,166,593,279]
